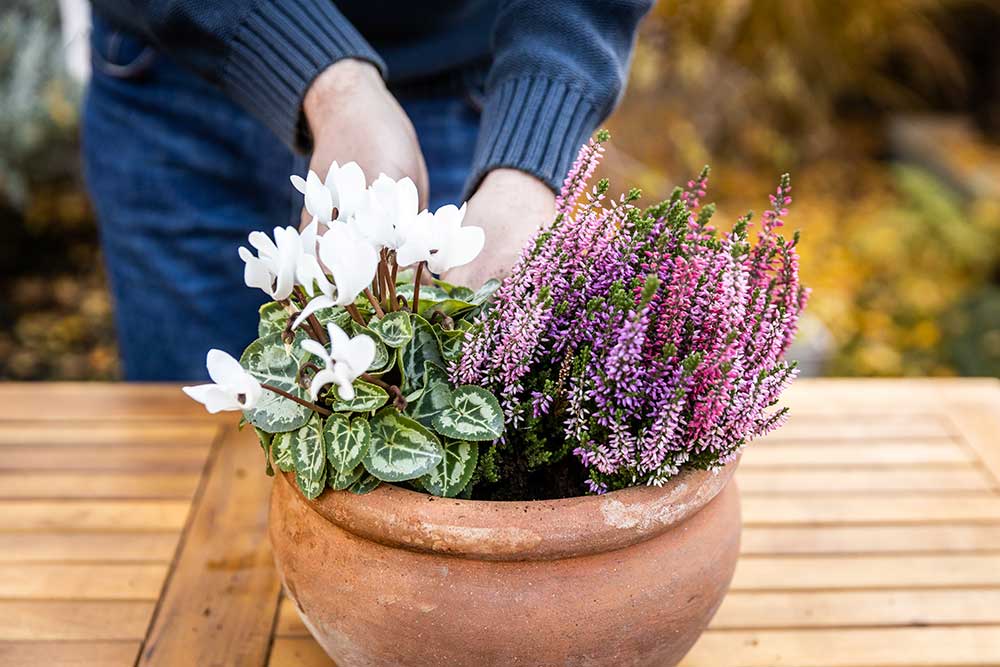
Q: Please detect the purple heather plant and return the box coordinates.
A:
[454,131,808,495]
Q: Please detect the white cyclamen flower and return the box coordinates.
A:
[238,226,303,300]
[353,173,420,250]
[292,222,379,328]
[182,349,262,413]
[301,323,377,400]
[290,161,367,224]
[396,203,484,274]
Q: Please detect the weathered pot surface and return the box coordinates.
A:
[270,461,741,667]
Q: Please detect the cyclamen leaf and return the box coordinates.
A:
[328,464,365,491]
[438,328,466,362]
[241,333,312,433]
[432,385,504,441]
[291,414,327,500]
[396,283,450,305]
[272,431,295,472]
[317,307,352,330]
[348,472,382,495]
[420,440,478,498]
[363,408,443,482]
[448,286,476,302]
[327,381,389,413]
[420,299,475,319]
[258,302,289,338]
[324,413,371,473]
[405,362,451,429]
[254,427,274,477]
[471,279,501,305]
[398,315,443,393]
[369,311,413,348]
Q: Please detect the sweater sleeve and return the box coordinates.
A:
[91,0,386,152]
[467,0,652,195]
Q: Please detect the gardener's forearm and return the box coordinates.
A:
[466,0,653,197]
[91,0,386,152]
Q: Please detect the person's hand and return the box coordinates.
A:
[443,169,556,288]
[301,59,428,227]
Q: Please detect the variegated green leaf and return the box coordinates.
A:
[369,311,413,348]
[363,408,443,482]
[396,283,449,305]
[432,385,504,441]
[258,302,289,338]
[241,333,312,433]
[328,463,365,491]
[350,321,392,373]
[398,315,443,393]
[348,472,382,495]
[254,427,274,476]
[272,431,296,472]
[420,299,475,319]
[324,414,371,473]
[405,362,451,429]
[420,439,478,498]
[438,328,466,362]
[327,381,389,413]
[317,307,352,330]
[471,279,501,305]
[291,414,327,500]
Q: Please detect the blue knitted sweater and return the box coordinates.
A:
[90,0,652,193]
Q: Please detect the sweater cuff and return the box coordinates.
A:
[466,76,602,197]
[222,0,386,152]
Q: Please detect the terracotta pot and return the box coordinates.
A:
[270,461,741,667]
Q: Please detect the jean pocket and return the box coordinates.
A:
[90,14,158,80]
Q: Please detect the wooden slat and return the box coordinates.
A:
[268,639,333,667]
[711,589,1000,629]
[733,555,1000,590]
[0,422,218,446]
[0,640,141,666]
[0,445,209,472]
[743,493,1000,524]
[736,465,994,493]
[0,601,155,640]
[742,524,1000,555]
[137,427,281,667]
[0,383,228,421]
[951,400,1000,486]
[0,472,201,499]
[0,500,190,532]
[741,441,973,467]
[682,627,1000,666]
[0,564,168,600]
[275,598,306,637]
[0,532,179,563]
[767,413,953,440]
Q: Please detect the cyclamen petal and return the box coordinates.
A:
[292,294,336,330]
[183,349,261,413]
[318,223,378,306]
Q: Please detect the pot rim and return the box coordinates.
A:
[279,459,738,561]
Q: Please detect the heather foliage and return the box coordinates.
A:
[455,133,807,494]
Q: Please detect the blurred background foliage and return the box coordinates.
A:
[1,0,998,379]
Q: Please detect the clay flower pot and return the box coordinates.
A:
[269,460,741,667]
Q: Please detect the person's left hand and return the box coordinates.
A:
[442,168,556,288]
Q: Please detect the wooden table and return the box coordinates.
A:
[0,379,998,667]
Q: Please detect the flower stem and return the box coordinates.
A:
[361,373,406,410]
[345,304,366,326]
[292,287,327,344]
[261,383,331,416]
[411,262,425,315]
[378,256,395,312]
[364,288,385,318]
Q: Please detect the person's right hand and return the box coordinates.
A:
[301,59,428,227]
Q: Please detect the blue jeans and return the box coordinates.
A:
[82,15,482,381]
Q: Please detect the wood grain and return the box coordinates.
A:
[0,564,168,600]
[0,532,179,562]
[136,426,281,667]
[736,465,994,493]
[0,601,155,640]
[0,640,141,667]
[0,472,201,499]
[0,500,191,532]
[742,524,1000,555]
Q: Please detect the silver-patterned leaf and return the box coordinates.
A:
[432,385,504,441]
[291,414,327,499]
[369,311,413,348]
[324,413,371,473]
[398,315,443,393]
[241,333,312,433]
[420,299,475,319]
[396,283,449,306]
[258,302,289,338]
[471,278,501,305]
[328,463,365,491]
[405,362,451,429]
[438,328,466,362]
[327,381,389,413]
[348,472,382,495]
[420,439,478,498]
[272,431,296,472]
[363,408,443,482]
